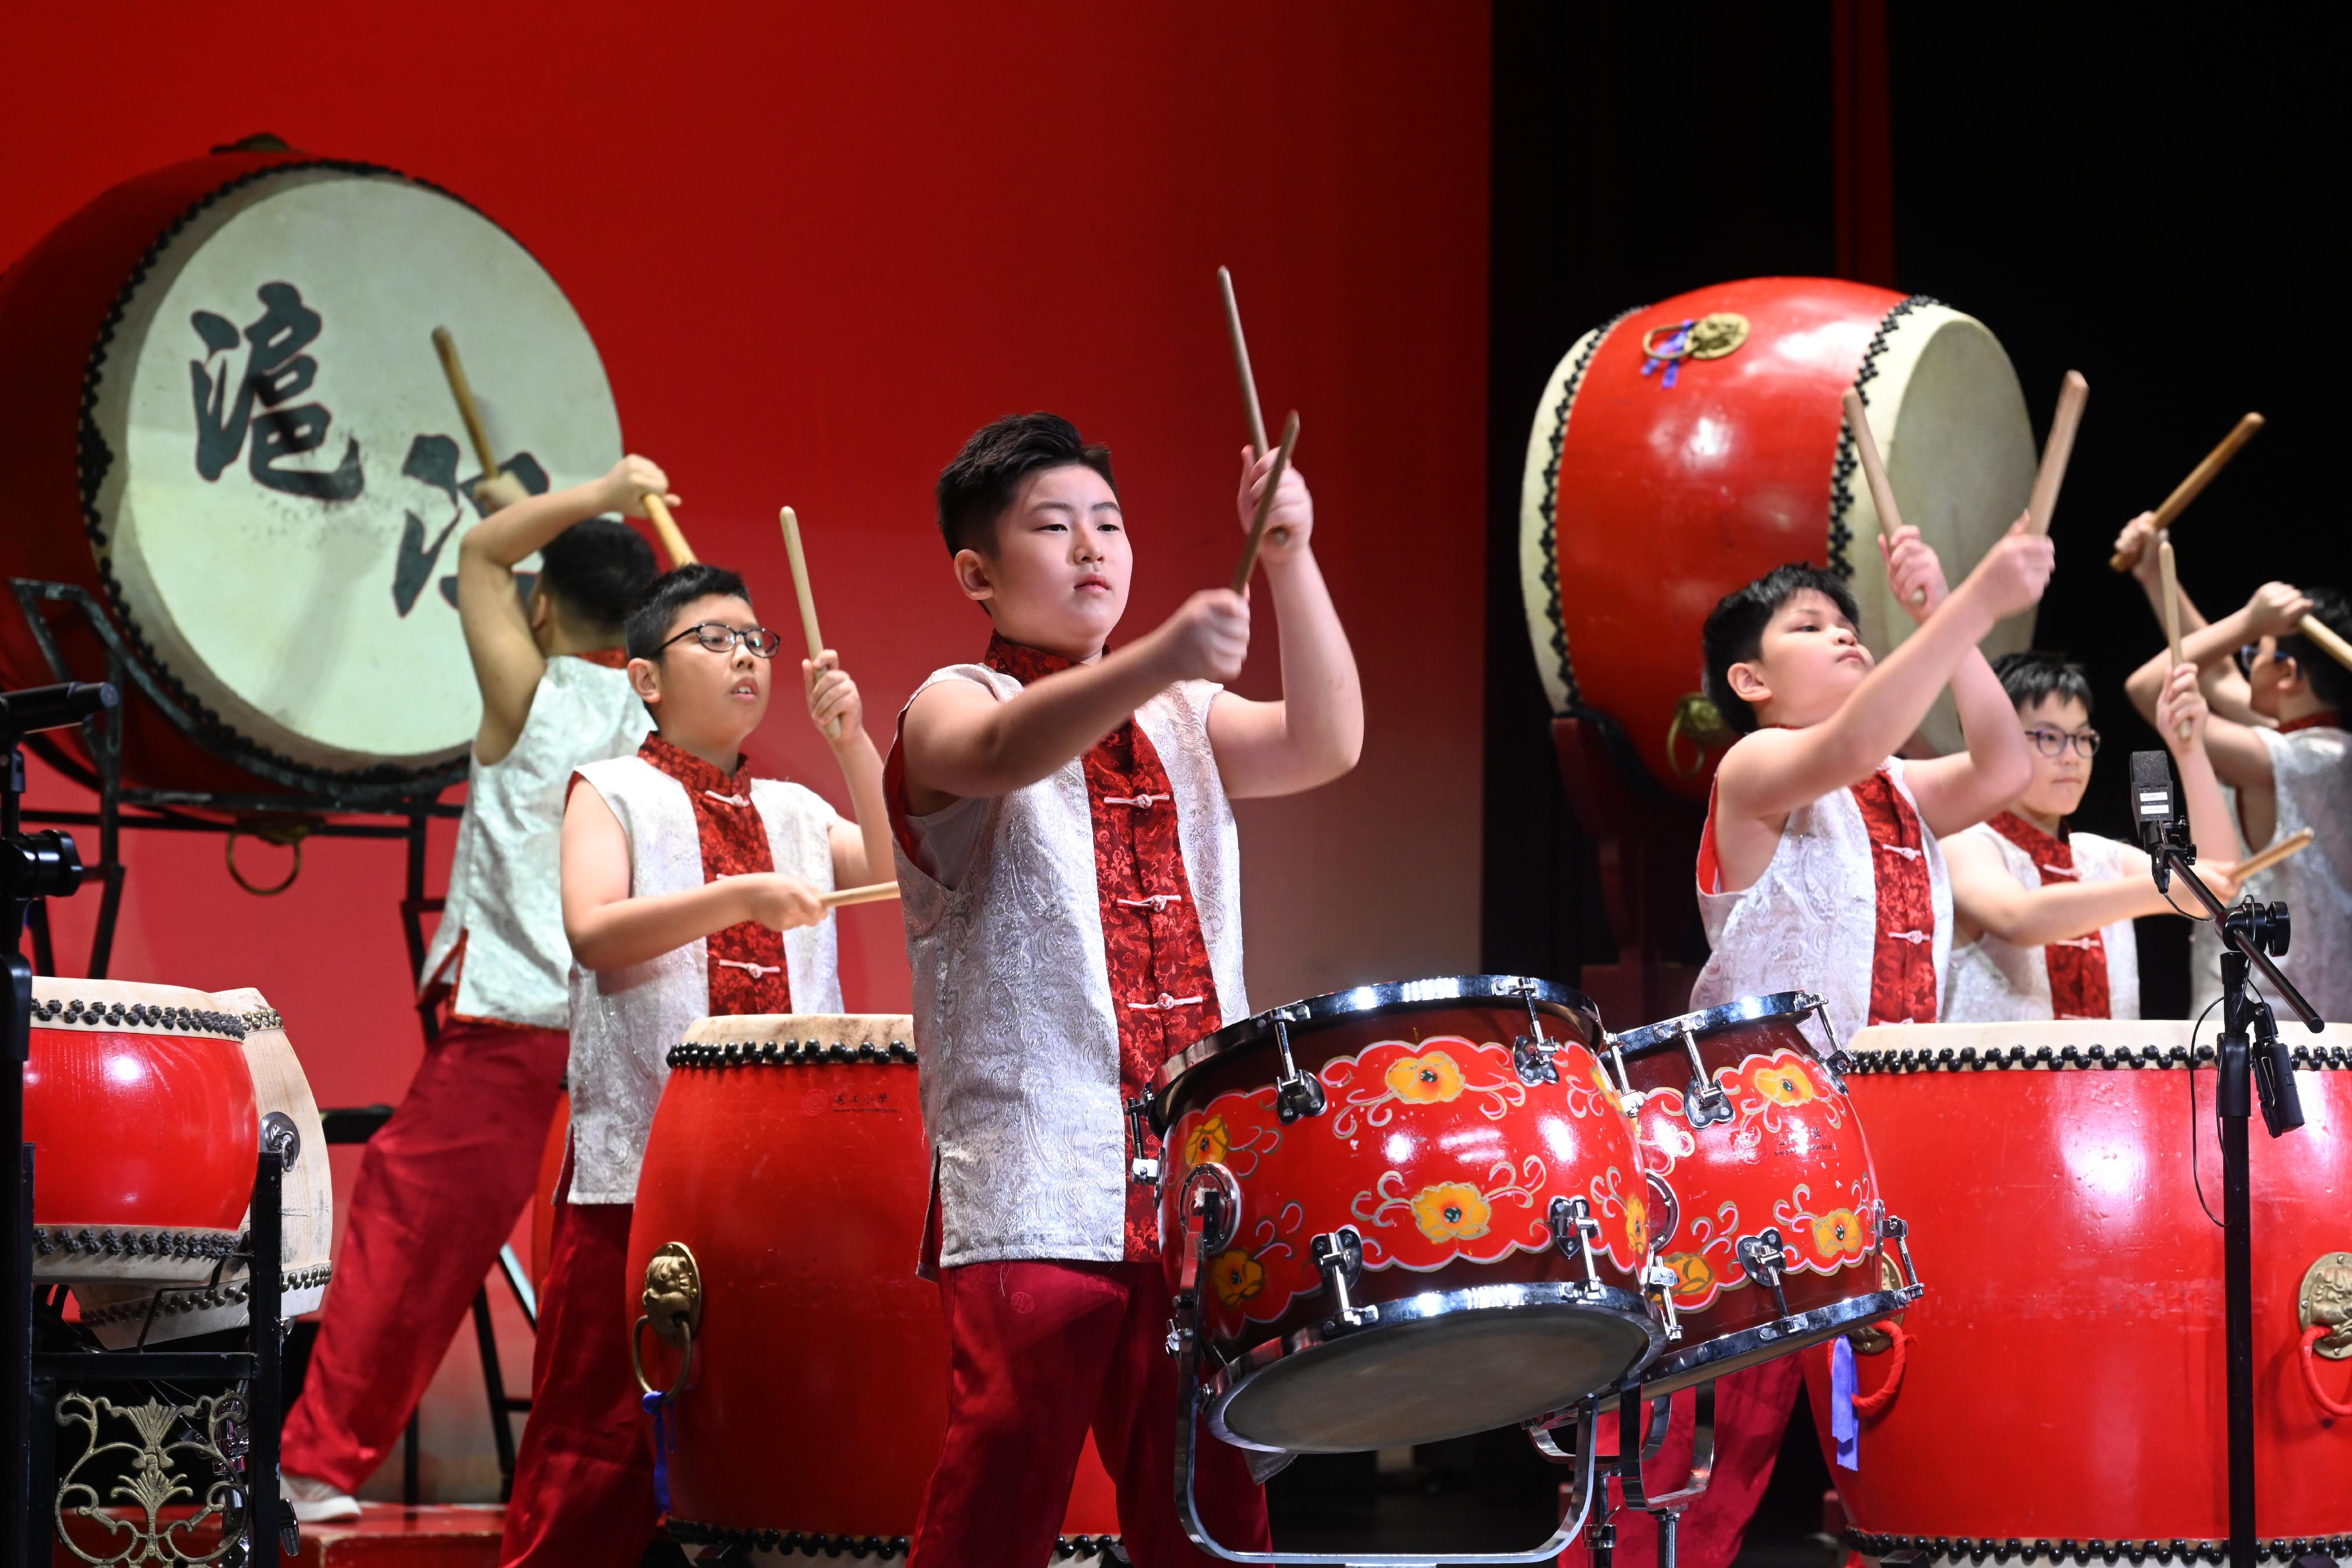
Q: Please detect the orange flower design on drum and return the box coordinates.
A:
[1810,1208,1867,1262]
[1185,1116,1230,1168]
[1622,1193,1650,1258]
[1209,1248,1265,1308]
[1386,1051,1467,1105]
[1664,1251,1716,1298]
[1408,1182,1493,1243]
[1750,1062,1817,1107]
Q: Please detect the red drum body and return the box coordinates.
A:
[1808,1021,2352,1559]
[626,1015,1119,1562]
[1518,278,2036,797]
[1608,993,1916,1396]
[21,980,259,1285]
[0,149,620,801]
[1154,977,1665,1454]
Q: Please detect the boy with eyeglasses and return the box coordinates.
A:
[499,562,891,1567]
[1943,651,2237,1022]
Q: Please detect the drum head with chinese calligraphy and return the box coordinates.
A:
[80,163,621,777]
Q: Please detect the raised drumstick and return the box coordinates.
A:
[1218,266,1271,458]
[1231,411,1300,595]
[431,326,500,480]
[2231,827,2315,884]
[1842,388,1925,607]
[2024,370,2089,537]
[780,507,839,740]
[2301,613,2352,674]
[2109,413,2264,571]
[820,880,899,910]
[642,494,697,569]
[2159,537,2190,741]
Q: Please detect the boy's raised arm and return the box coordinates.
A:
[1205,453,1364,800]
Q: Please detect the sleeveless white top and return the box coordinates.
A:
[420,657,650,1029]
[1692,758,1952,1049]
[893,665,1248,1271]
[564,755,843,1203]
[2192,726,2352,1025]
[1943,825,2141,1022]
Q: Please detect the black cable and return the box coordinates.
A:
[2186,997,2224,1229]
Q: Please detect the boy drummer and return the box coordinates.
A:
[503,563,893,1567]
[890,413,1362,1566]
[282,457,664,1521]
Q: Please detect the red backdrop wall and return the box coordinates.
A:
[2,0,1490,1494]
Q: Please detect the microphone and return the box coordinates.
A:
[2130,749,2178,887]
[0,681,117,740]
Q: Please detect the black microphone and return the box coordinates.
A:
[0,681,117,739]
[2130,749,2177,887]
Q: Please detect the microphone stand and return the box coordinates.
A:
[2144,818,2321,1568]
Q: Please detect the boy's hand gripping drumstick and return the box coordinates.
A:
[820,880,900,910]
[2108,412,2264,571]
[779,507,839,740]
[2160,538,2191,741]
[642,495,697,569]
[1231,411,1301,594]
[2024,370,2089,537]
[431,326,501,480]
[1841,388,1925,607]
[2230,826,2316,884]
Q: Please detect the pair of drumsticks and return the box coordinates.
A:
[432,326,894,912]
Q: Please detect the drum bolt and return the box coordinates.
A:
[1271,1019,1327,1123]
[1641,1256,1683,1340]
[1679,1027,1734,1127]
[1549,1196,1605,1286]
[1736,1231,1791,1319]
[1311,1227,1371,1328]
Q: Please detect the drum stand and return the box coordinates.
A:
[2143,804,2322,1568]
[1563,1383,1716,1568]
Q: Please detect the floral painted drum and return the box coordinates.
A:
[1607,991,1920,1396]
[1152,976,1668,1455]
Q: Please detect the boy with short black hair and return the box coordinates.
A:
[499,562,893,1568]
[893,411,1362,1566]
[283,456,666,1522]
[1943,651,2237,1022]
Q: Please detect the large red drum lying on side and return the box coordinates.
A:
[21,979,259,1285]
[1518,278,2037,798]
[625,1014,1120,1562]
[1806,1021,2352,1561]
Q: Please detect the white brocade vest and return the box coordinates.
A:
[2193,726,2352,1024]
[420,657,650,1028]
[564,755,842,1203]
[1943,825,2141,1022]
[894,666,1248,1272]
[1692,758,1952,1048]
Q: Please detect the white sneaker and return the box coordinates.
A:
[282,1472,361,1523]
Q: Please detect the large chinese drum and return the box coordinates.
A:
[21,979,258,1285]
[1152,977,1664,1454]
[1518,278,2037,798]
[1607,992,1917,1396]
[626,1014,1120,1561]
[1808,1021,2352,1561]
[71,987,335,1345]
[0,145,621,798]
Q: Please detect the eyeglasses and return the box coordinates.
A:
[2023,727,2101,758]
[660,622,782,658]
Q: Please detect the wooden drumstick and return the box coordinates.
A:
[431,326,500,480]
[1218,266,1271,457]
[2301,613,2352,674]
[2108,412,2264,571]
[642,494,697,569]
[2024,370,2089,537]
[819,880,900,910]
[780,507,840,740]
[1842,388,1925,607]
[1231,410,1300,595]
[2231,826,2315,883]
[2159,537,2191,741]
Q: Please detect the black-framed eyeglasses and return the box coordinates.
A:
[660,622,782,658]
[2023,726,2101,758]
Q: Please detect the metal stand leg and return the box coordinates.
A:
[471,1286,519,1499]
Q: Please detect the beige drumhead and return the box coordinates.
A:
[73,987,334,1346]
[85,164,622,775]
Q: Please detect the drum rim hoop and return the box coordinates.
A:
[71,155,514,801]
[1633,1282,1920,1398]
[1605,989,1824,1058]
[1203,1276,1659,1454]
[662,1520,1124,1556]
[1155,974,1604,1099]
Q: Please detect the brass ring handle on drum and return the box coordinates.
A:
[632,1241,703,1401]
[631,1312,696,1402]
[225,818,314,897]
[1666,693,1733,780]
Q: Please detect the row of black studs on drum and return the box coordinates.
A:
[666,1038,918,1068]
[1845,1042,2352,1074]
[664,1522,1120,1560]
[29,1226,242,1261]
[1846,1530,2352,1564]
[25,997,248,1038]
[74,1263,336,1329]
